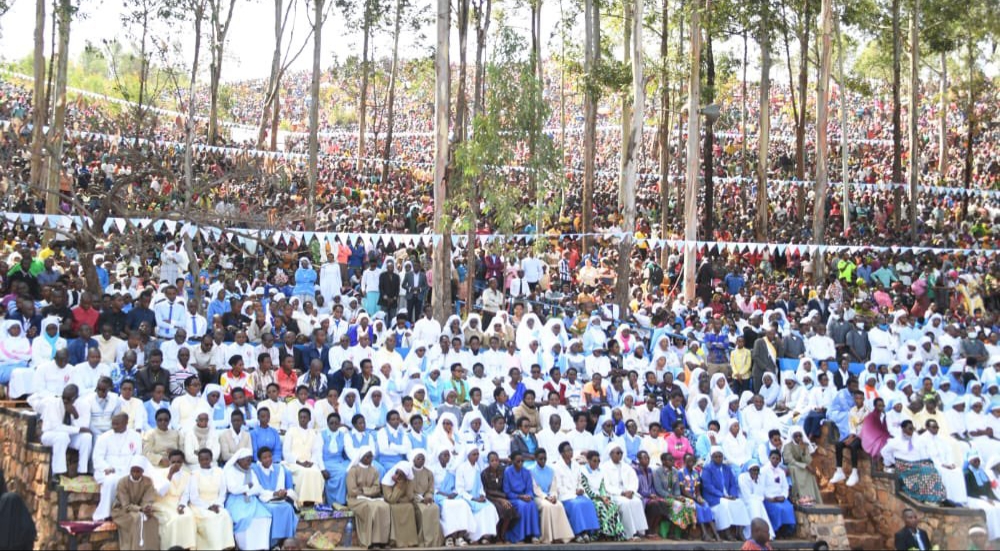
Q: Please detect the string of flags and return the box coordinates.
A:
[4,211,996,258]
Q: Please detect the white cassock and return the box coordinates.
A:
[742,405,781,449]
[917,432,968,504]
[737,472,775,539]
[320,261,343,302]
[454,459,500,541]
[92,429,142,520]
[600,452,648,538]
[281,425,327,506]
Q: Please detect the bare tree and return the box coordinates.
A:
[207,0,237,144]
[380,0,405,183]
[45,0,74,219]
[616,0,643,316]
[30,0,47,194]
[812,0,833,279]
[308,0,331,230]
[581,0,599,255]
[257,0,313,150]
[432,0,451,321]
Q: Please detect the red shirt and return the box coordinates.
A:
[72,306,100,336]
[277,368,299,398]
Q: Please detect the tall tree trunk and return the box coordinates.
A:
[208,0,236,145]
[529,0,542,230]
[740,29,748,198]
[682,0,702,301]
[937,50,947,178]
[45,0,71,219]
[701,30,715,239]
[837,12,849,233]
[381,0,404,184]
[795,0,810,222]
[456,0,470,142]
[891,0,902,229]
[308,0,325,230]
[812,0,833,280]
[184,0,206,314]
[907,0,919,241]
[30,0,46,192]
[659,0,671,267]
[961,37,973,221]
[755,20,771,241]
[357,2,372,170]
[258,0,283,149]
[581,0,599,256]
[432,0,452,322]
[472,0,491,118]
[619,0,632,210]
[617,0,643,316]
[134,8,151,145]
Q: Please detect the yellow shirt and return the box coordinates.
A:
[730,348,751,379]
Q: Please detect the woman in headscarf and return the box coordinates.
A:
[686,394,714,438]
[720,419,752,475]
[736,460,774,540]
[0,468,37,550]
[428,447,477,546]
[460,410,489,460]
[407,384,436,425]
[223,449,273,551]
[614,325,638,355]
[716,394,742,430]
[794,358,816,389]
[408,449,446,547]
[202,384,229,430]
[760,449,797,538]
[528,447,575,544]
[579,450,626,541]
[359,387,392,430]
[759,373,780,409]
[463,313,486,346]
[293,257,318,307]
[482,450,518,539]
[346,446,392,548]
[381,461,420,547]
[429,412,460,466]
[182,412,220,467]
[320,412,351,506]
[886,398,910,439]
[442,314,465,344]
[965,451,1000,539]
[516,313,542,352]
[437,389,463,426]
[709,373,732,411]
[111,456,160,550]
[582,316,607,355]
[455,446,502,544]
[486,312,515,344]
[0,320,31,385]
[540,318,568,353]
[781,427,821,506]
[344,414,385,476]
[859,398,891,462]
[337,388,362,422]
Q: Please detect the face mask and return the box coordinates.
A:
[856,323,864,329]
[879,324,889,331]
[969,333,978,339]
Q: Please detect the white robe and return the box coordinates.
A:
[320,262,344,302]
[916,432,968,504]
[92,430,142,520]
[737,472,775,539]
[601,459,648,538]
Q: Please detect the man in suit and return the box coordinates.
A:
[894,508,932,551]
[751,325,778,393]
[401,260,429,323]
[378,259,402,319]
[279,331,304,371]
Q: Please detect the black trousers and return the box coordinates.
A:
[836,437,862,468]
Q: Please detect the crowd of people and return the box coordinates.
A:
[0,57,997,551]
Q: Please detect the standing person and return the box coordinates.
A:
[408,449,445,547]
[402,260,429,323]
[361,260,382,316]
[502,451,542,543]
[381,461,420,548]
[346,446,392,549]
[580,451,626,541]
[378,259,402,319]
[224,449,273,551]
[528,448,575,544]
[320,252,344,304]
[751,327,778,393]
[293,258,318,307]
[110,457,160,550]
[894,508,932,551]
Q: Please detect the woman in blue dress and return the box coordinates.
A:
[223,449,273,551]
[293,258,318,305]
[406,414,429,450]
[320,412,351,505]
[250,446,299,548]
[677,452,720,541]
[502,451,542,543]
[344,414,385,476]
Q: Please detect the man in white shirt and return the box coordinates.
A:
[225,331,258,370]
[805,323,837,363]
[92,413,142,520]
[480,279,505,321]
[328,334,353,373]
[70,348,113,394]
[37,384,94,476]
[254,333,280,368]
[508,269,532,302]
[373,334,404,373]
[538,391,573,434]
[33,348,74,397]
[637,395,661,434]
[348,333,376,367]
[82,377,122,438]
[184,300,208,340]
[191,335,225,385]
[154,286,186,339]
[536,413,570,460]
[160,329,190,371]
[520,254,544,291]
[327,304,350,343]
[412,305,442,345]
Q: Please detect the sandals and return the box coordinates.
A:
[445,537,455,547]
[456,537,468,547]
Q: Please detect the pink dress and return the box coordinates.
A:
[664,433,694,469]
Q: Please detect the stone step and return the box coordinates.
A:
[848,534,887,550]
[843,518,869,533]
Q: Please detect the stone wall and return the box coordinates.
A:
[0,407,59,550]
[794,505,850,550]
[812,431,985,550]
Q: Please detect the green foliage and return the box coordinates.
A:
[450,25,564,238]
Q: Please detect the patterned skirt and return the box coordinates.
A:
[664,497,698,530]
[580,477,626,540]
[896,459,946,504]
